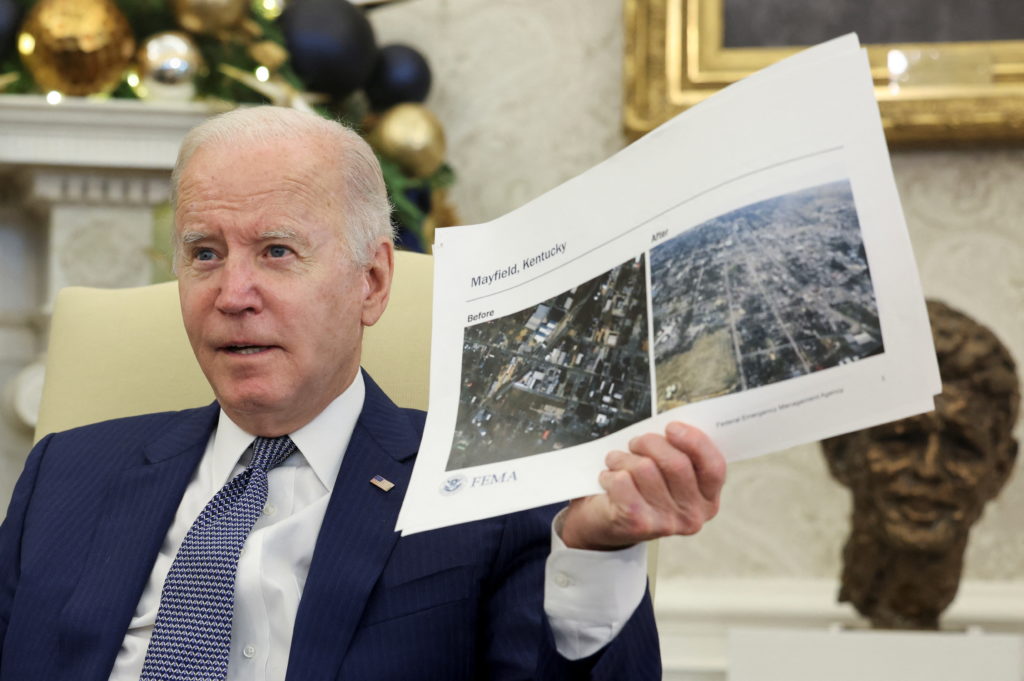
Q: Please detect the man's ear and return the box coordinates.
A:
[361,239,394,327]
[987,438,1019,499]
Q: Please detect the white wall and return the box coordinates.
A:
[371,0,627,224]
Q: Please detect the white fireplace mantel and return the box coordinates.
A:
[0,94,224,305]
[0,94,222,171]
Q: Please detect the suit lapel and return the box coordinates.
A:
[286,373,421,681]
[59,404,219,681]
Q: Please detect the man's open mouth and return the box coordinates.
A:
[224,345,273,355]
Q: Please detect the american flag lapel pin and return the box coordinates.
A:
[370,474,395,492]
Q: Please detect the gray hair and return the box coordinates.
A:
[170,106,394,267]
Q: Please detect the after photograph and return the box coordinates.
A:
[651,179,884,411]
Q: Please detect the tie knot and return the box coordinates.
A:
[249,435,297,472]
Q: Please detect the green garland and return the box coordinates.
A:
[0,0,453,251]
[381,156,454,231]
[2,0,304,101]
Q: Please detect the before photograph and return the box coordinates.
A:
[447,256,652,469]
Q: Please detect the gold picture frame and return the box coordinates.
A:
[624,0,1024,144]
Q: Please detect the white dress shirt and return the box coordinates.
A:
[109,372,646,680]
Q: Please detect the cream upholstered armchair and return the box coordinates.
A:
[34,248,659,588]
[35,249,433,441]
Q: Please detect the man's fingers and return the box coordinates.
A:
[603,445,711,536]
[621,423,725,524]
[629,433,700,507]
[605,447,676,510]
[597,467,672,541]
[664,423,727,503]
[565,425,727,548]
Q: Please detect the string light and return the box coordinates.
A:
[17,33,35,56]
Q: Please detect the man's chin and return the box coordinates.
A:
[214,387,285,419]
[879,519,964,554]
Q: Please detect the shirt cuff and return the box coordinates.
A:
[543,509,649,660]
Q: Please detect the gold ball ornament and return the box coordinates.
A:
[172,0,248,36]
[248,40,289,72]
[17,0,135,96]
[370,103,446,179]
[134,31,204,102]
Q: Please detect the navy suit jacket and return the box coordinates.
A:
[0,373,660,680]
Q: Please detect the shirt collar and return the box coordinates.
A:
[210,371,366,492]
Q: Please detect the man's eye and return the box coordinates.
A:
[945,433,985,462]
[268,245,291,258]
[195,248,216,261]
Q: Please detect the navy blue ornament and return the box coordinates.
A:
[403,185,432,214]
[280,0,377,97]
[0,0,19,60]
[365,44,432,111]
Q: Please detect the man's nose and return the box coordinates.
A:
[912,432,943,480]
[215,258,262,315]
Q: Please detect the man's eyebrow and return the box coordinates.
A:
[261,229,313,249]
[260,229,299,241]
[181,231,207,244]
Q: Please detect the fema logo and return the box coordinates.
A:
[439,474,466,496]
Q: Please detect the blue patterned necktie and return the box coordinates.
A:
[140,435,298,681]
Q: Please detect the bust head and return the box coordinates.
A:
[821,300,1019,626]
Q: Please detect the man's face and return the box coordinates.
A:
[858,386,1009,553]
[175,136,392,435]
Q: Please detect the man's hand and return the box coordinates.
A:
[559,422,726,551]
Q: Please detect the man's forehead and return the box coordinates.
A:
[868,414,933,438]
[178,143,344,211]
[185,133,341,180]
[172,133,352,253]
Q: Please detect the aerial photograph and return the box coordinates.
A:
[650,179,883,411]
[447,256,652,470]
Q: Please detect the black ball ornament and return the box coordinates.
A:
[0,0,20,60]
[280,0,377,97]
[365,44,432,110]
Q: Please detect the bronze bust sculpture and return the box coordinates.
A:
[821,300,1020,629]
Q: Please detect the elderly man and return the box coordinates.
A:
[0,107,725,680]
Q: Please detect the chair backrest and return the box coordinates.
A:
[35,250,433,441]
